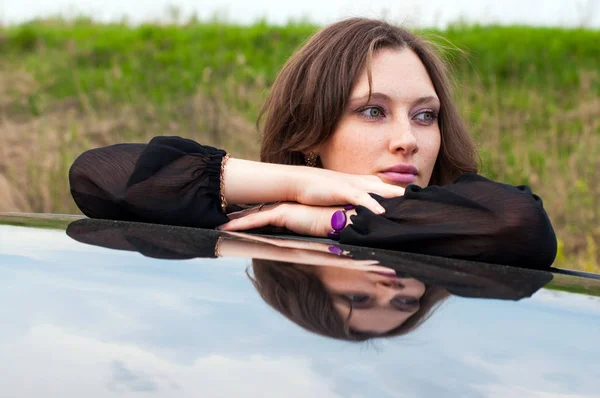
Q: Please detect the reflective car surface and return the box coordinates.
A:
[1,213,599,398]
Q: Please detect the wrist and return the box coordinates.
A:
[283,165,302,203]
[285,165,314,202]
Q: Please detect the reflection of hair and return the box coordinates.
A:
[259,18,478,185]
[249,259,449,341]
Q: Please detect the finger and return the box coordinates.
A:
[222,231,256,240]
[368,182,405,198]
[355,175,405,198]
[354,260,383,266]
[227,204,265,220]
[226,232,291,248]
[227,210,252,220]
[352,264,398,274]
[218,211,276,231]
[348,192,386,214]
[381,184,405,197]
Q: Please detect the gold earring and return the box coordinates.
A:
[305,152,318,167]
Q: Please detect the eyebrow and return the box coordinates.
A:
[349,92,439,107]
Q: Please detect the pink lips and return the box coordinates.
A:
[379,164,418,184]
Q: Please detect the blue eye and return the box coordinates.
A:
[345,295,370,303]
[358,106,385,119]
[413,110,438,125]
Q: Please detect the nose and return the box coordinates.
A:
[388,117,418,155]
[376,278,426,303]
[377,279,406,305]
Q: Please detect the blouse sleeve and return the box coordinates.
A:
[69,136,229,228]
[340,173,557,269]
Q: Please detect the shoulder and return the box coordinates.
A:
[452,173,534,193]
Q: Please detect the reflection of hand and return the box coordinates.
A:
[219,202,338,237]
[218,233,395,274]
[225,231,338,253]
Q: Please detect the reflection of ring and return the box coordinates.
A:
[328,246,350,257]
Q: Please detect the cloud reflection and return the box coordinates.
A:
[1,224,599,397]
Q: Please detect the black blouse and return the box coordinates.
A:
[69,136,557,269]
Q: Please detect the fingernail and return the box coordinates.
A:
[376,206,385,214]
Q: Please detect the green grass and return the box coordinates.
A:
[546,273,600,297]
[3,21,598,117]
[0,213,83,230]
[0,19,599,271]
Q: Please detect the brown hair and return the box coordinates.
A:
[249,259,449,341]
[258,18,478,185]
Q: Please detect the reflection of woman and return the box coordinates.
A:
[69,18,556,268]
[250,259,448,340]
[66,219,552,341]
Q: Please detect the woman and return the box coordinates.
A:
[69,18,557,269]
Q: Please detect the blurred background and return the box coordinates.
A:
[0,0,598,271]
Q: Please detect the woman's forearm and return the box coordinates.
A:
[222,158,301,205]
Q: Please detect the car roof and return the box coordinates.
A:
[1,213,599,397]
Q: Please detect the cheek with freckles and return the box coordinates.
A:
[419,132,441,185]
[320,124,386,174]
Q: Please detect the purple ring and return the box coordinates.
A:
[330,210,347,231]
[327,231,341,239]
[328,205,355,240]
[328,246,344,255]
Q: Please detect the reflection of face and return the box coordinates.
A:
[318,48,441,188]
[313,266,426,334]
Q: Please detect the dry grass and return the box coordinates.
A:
[0,66,260,215]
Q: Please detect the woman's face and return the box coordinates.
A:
[318,48,441,188]
[313,266,427,334]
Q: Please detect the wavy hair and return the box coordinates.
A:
[258,17,478,185]
[249,260,449,341]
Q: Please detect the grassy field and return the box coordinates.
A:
[0,19,599,271]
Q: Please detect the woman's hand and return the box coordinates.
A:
[223,159,403,215]
[290,167,405,214]
[218,202,348,237]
